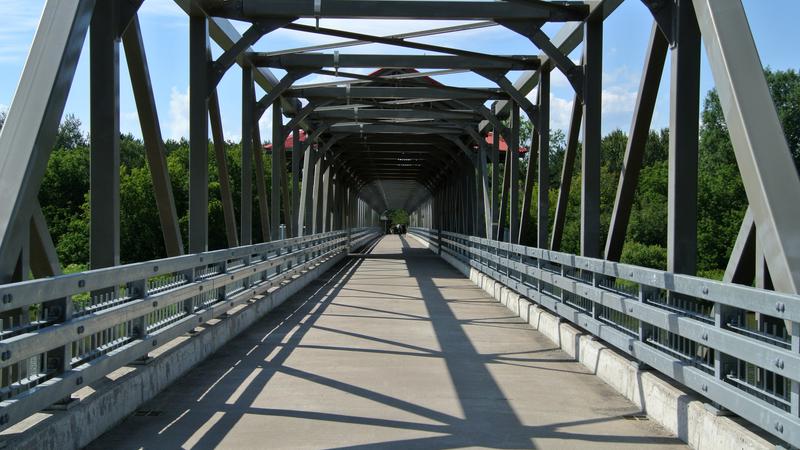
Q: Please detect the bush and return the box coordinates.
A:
[620,241,667,270]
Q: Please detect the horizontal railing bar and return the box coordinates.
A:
[410,228,800,447]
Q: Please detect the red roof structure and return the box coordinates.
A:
[483,132,528,154]
[264,129,308,152]
[265,69,527,155]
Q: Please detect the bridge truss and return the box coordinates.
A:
[0,0,799,446]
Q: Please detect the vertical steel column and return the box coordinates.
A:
[668,0,701,275]
[323,167,333,231]
[241,65,254,245]
[189,15,209,253]
[496,149,511,241]
[537,67,550,248]
[313,153,326,233]
[491,128,500,236]
[581,16,602,258]
[271,100,283,239]
[292,128,301,236]
[253,122,271,241]
[299,142,316,235]
[90,0,120,268]
[509,103,520,243]
[479,144,492,238]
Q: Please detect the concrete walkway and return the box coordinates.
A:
[90,236,684,449]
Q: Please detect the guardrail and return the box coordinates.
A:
[0,227,379,431]
[410,227,800,447]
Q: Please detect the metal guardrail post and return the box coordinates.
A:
[437,228,442,255]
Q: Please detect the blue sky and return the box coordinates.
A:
[1,0,798,142]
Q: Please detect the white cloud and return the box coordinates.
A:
[121,111,139,136]
[602,86,637,115]
[168,86,189,139]
[550,94,574,132]
[139,1,185,18]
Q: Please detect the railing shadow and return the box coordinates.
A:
[89,235,682,449]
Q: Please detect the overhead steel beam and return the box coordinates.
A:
[282,23,517,67]
[310,109,481,121]
[693,0,800,293]
[253,52,540,71]
[482,0,623,131]
[207,19,288,94]
[173,0,302,120]
[286,86,506,101]
[204,0,589,21]
[266,21,496,57]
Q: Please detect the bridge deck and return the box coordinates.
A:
[90,236,683,449]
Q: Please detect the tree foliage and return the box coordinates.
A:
[29,69,800,279]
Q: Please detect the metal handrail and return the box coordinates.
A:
[0,228,380,431]
[409,227,800,447]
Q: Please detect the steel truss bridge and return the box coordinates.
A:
[0,0,799,448]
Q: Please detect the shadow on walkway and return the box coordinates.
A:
[88,235,683,450]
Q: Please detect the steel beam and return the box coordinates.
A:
[189,14,210,253]
[291,128,301,236]
[0,0,93,280]
[123,15,184,256]
[693,0,800,293]
[253,53,539,71]
[286,86,505,101]
[537,67,550,248]
[509,103,521,244]
[253,121,271,241]
[604,23,668,261]
[581,17,602,258]
[550,93,581,251]
[209,91,239,248]
[241,65,254,245]
[30,202,61,278]
[206,1,589,21]
[723,208,755,285]
[482,0,623,131]
[90,0,121,269]
[667,0,701,275]
[272,100,283,239]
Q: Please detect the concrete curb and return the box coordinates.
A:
[407,233,775,450]
[1,254,346,450]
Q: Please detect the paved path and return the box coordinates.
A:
[90,235,684,449]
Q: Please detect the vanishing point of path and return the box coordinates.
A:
[90,235,684,449]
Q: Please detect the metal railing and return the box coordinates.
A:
[0,227,379,431]
[410,227,800,447]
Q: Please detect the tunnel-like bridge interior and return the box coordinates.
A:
[0,1,799,449]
